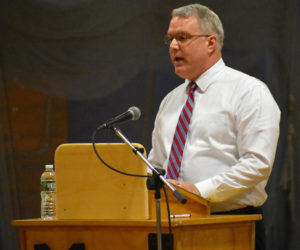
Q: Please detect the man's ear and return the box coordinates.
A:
[206,35,218,54]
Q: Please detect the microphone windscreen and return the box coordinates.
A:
[128,106,141,120]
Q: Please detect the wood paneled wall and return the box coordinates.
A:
[0,73,68,249]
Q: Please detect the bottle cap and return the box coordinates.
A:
[45,164,54,169]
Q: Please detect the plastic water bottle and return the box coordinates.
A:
[40,164,56,220]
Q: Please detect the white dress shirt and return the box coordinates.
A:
[148,59,280,212]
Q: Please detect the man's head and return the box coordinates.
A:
[166,4,224,81]
[172,4,224,49]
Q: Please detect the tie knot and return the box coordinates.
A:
[188,81,197,93]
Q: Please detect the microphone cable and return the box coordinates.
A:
[91,127,148,178]
[163,185,173,236]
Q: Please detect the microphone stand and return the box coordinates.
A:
[112,127,186,250]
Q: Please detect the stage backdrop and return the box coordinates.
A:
[0,1,299,249]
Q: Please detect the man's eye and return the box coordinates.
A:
[177,35,187,42]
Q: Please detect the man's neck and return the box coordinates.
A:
[189,53,222,81]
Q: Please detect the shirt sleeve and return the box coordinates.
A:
[195,83,281,203]
[147,96,169,171]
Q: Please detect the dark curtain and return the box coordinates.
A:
[0,0,299,249]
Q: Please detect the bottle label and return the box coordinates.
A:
[41,181,56,191]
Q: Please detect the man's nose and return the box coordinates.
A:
[170,38,180,49]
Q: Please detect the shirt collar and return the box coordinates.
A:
[185,58,226,93]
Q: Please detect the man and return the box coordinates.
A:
[148,4,280,250]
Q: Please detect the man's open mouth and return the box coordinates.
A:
[175,57,184,62]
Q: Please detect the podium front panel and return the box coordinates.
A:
[55,143,149,220]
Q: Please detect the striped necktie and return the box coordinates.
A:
[166,82,197,180]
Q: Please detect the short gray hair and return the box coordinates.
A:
[172,4,224,49]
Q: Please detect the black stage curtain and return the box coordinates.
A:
[0,1,299,249]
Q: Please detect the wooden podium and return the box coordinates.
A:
[12,143,261,250]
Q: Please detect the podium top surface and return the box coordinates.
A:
[12,214,262,228]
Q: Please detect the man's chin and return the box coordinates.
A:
[174,67,200,81]
[174,68,188,79]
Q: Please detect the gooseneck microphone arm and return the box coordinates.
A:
[113,127,187,204]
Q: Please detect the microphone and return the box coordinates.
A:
[97,106,141,130]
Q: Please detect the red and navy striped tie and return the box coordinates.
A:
[166,82,197,180]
